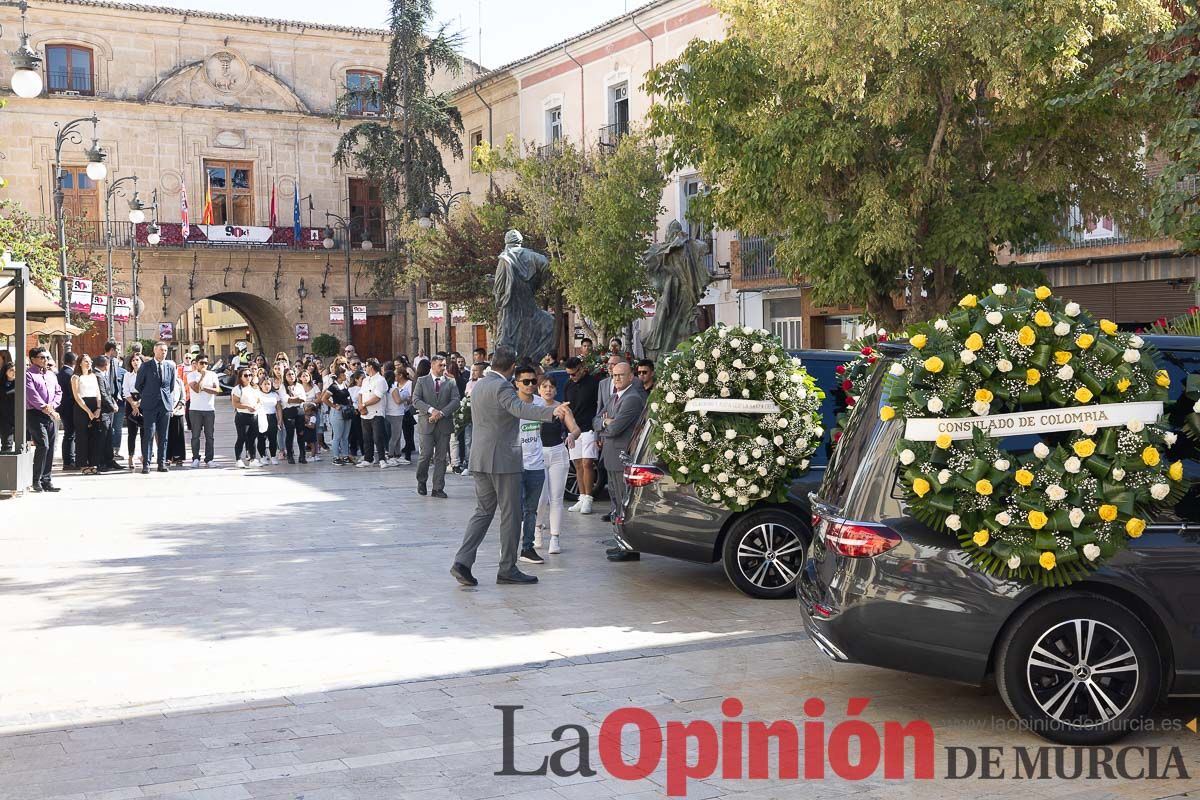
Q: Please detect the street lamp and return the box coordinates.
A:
[160,274,171,320]
[297,277,308,317]
[415,189,471,346]
[323,211,372,344]
[8,1,42,98]
[53,115,105,351]
[103,174,141,335]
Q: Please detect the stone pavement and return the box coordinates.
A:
[1,409,1199,798]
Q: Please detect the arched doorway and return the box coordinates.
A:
[175,292,294,363]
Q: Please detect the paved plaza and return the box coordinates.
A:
[1,411,1199,799]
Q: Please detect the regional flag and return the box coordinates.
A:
[293,183,301,242]
[200,170,214,225]
[180,179,190,238]
[269,183,278,228]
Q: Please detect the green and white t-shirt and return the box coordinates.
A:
[519,397,546,471]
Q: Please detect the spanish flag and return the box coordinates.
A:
[200,170,214,225]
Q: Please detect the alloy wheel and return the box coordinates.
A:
[736,522,805,590]
[1026,618,1139,729]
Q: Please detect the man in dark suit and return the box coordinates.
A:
[103,341,126,462]
[412,355,461,497]
[134,340,176,473]
[56,351,76,469]
[593,360,647,561]
[92,355,120,472]
[451,346,571,587]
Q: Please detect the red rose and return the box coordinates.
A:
[1157,317,1168,327]
[846,396,857,407]
[1135,327,1145,334]
[833,431,842,442]
[1190,306,1200,314]
[867,356,877,364]
[835,364,846,375]
[841,379,853,391]
[878,333,888,342]
[861,347,873,356]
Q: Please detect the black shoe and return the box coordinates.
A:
[98,464,120,473]
[452,465,464,474]
[601,513,613,523]
[607,551,640,562]
[450,562,478,587]
[431,489,448,499]
[417,483,428,496]
[29,484,42,493]
[141,466,150,474]
[497,570,538,585]
[519,547,545,565]
[287,455,296,464]
[41,484,61,493]
[112,453,123,461]
[157,465,169,473]
[606,546,623,556]
[299,457,307,464]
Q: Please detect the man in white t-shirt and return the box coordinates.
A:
[514,364,548,565]
[357,358,391,468]
[187,355,221,467]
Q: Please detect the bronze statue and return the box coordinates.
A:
[494,230,555,362]
[642,220,713,361]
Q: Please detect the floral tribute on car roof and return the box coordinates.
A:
[831,330,888,446]
[881,284,1187,586]
[648,325,825,513]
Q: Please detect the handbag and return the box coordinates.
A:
[341,404,356,421]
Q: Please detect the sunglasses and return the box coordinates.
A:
[517,378,538,385]
[636,370,651,375]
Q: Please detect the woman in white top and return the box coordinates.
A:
[255,374,284,466]
[387,368,413,465]
[230,368,260,467]
[299,369,322,462]
[281,368,306,464]
[123,354,144,469]
[70,353,103,474]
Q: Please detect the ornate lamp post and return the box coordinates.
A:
[323,211,372,348]
[53,115,106,351]
[417,189,471,350]
[160,275,171,321]
[103,174,143,335]
[7,1,42,98]
[297,277,308,318]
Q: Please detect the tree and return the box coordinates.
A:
[646,0,1172,326]
[334,0,464,351]
[0,200,61,294]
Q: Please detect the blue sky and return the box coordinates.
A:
[146,0,638,69]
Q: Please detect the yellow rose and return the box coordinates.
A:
[936,433,952,449]
[1026,368,1041,386]
[1015,469,1034,487]
[972,529,990,546]
[1074,387,1094,404]
[1073,439,1096,457]
[1039,551,1057,570]
[959,294,978,308]
[912,478,931,498]
[1035,285,1052,300]
[975,388,994,403]
[923,356,945,374]
[1018,326,1036,347]
[879,406,895,422]
[1170,461,1184,481]
[911,334,927,349]
[1143,446,1161,467]
[1126,518,1146,538]
[1028,510,1048,530]
[1116,377,1131,393]
[1156,370,1170,388]
[965,332,984,352]
[1076,333,1095,349]
[976,479,993,496]
[1098,504,1118,522]
[1054,351,1072,365]
[1034,310,1053,328]
[1100,319,1118,336]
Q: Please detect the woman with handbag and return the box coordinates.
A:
[69,353,104,475]
[321,366,354,465]
[388,366,414,465]
[281,368,305,464]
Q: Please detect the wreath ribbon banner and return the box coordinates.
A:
[902,401,1165,442]
[684,398,782,414]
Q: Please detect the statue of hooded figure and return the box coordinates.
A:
[494,229,555,362]
[642,220,713,361]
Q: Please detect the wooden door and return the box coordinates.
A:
[473,325,488,353]
[352,314,392,361]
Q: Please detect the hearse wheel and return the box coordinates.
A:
[722,509,810,599]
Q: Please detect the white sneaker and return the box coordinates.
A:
[271,457,279,465]
[380,460,392,469]
[548,536,562,555]
[203,461,211,468]
[567,498,583,512]
[533,528,544,549]
[460,468,469,476]
[250,459,263,467]
[192,459,200,469]
[238,459,247,469]
[578,495,593,515]
[355,460,372,468]
[401,458,412,466]
[311,455,322,462]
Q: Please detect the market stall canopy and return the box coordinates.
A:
[0,278,65,320]
[0,318,83,336]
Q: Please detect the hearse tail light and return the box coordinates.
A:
[624,464,667,487]
[823,522,902,558]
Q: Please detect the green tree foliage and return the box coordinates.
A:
[333,0,464,297]
[311,333,340,357]
[646,0,1171,326]
[0,200,71,295]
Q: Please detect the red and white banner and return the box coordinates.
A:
[295,323,310,341]
[201,225,275,245]
[427,301,445,323]
[352,305,367,326]
[329,305,345,326]
[69,277,92,314]
[451,305,469,324]
[113,296,132,323]
[89,294,108,322]
[159,322,174,341]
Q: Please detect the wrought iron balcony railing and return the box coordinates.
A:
[737,236,783,281]
[599,121,629,149]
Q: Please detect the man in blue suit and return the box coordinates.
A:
[134,340,176,473]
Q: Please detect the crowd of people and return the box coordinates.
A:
[3,335,658,575]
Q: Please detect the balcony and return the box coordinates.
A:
[536,140,564,158]
[47,70,94,96]
[34,219,396,251]
[599,121,629,149]
[738,236,782,280]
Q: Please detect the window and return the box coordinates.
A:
[47,44,94,95]
[469,129,484,172]
[681,176,705,241]
[547,106,563,143]
[346,70,381,116]
[348,178,385,246]
[203,160,254,226]
[610,83,629,128]
[58,166,99,220]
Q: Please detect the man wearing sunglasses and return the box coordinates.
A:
[24,347,62,492]
[188,356,221,467]
[636,359,656,394]
[513,365,547,564]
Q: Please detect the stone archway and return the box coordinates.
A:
[205,291,292,358]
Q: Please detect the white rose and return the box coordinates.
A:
[725,488,736,497]
[756,436,769,446]
[655,441,664,451]
[813,427,824,438]
[718,327,728,338]
[686,389,696,399]
[769,354,779,365]
[889,363,906,376]
[776,456,786,465]
[736,477,748,488]
[1194,399,1200,414]
[651,402,660,413]
[723,449,735,460]
[1007,555,1022,570]
[745,371,757,381]
[717,472,729,483]
[725,429,737,440]
[1065,456,1081,474]
[960,350,977,365]
[711,349,722,359]
[1054,322,1071,337]
[992,284,1008,295]
[1127,419,1144,433]
[742,389,751,398]
[1057,365,1074,381]
[773,435,784,446]
[757,466,768,477]
[1069,508,1085,528]
[927,396,944,413]
[934,319,949,332]
[1112,467,1126,481]
[938,469,951,485]
[749,484,760,494]
[1130,335,1144,349]
[777,418,790,429]
[730,339,742,349]
[1034,442,1050,459]
[994,459,1010,471]
[720,388,731,397]
[791,374,803,383]
[995,511,1012,526]
[752,343,764,354]
[697,373,710,385]
[1151,483,1171,500]
[711,492,721,501]
[665,392,676,404]
[1081,422,1097,436]
[1165,431,1178,446]
[752,448,763,458]
[900,449,916,465]
[986,311,1003,326]
[1065,302,1081,317]
[743,326,755,335]
[701,432,712,442]
[696,360,706,371]
[702,464,711,474]
[1083,543,1101,561]
[1122,349,1140,363]
[766,371,775,380]
[997,359,1013,373]
[671,373,681,381]
[1046,484,1067,502]
[972,400,990,416]
[945,514,962,531]
[738,455,749,466]
[737,496,749,506]
[662,423,674,433]
[676,441,686,452]
[688,425,698,434]
[733,359,745,369]
[678,466,689,475]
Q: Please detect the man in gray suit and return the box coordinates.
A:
[452,346,571,586]
[412,355,461,498]
[593,360,647,561]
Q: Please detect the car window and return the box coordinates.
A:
[1154,349,1200,524]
